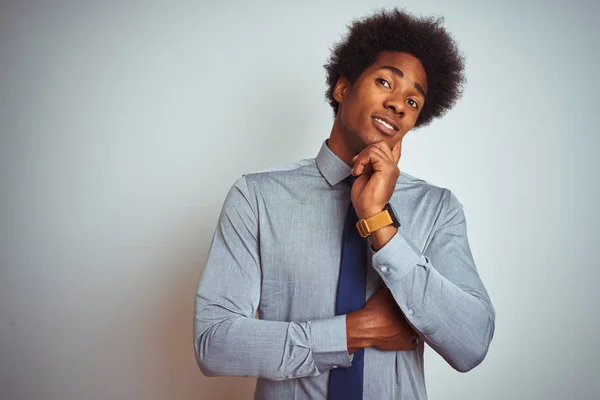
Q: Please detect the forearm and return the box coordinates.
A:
[372,231,495,372]
[388,264,494,372]
[195,177,353,380]
[194,298,352,380]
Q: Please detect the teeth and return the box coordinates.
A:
[375,118,394,130]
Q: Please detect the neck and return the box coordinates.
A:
[328,116,358,167]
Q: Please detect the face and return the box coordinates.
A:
[333,52,428,154]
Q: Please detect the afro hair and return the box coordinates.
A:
[324,8,466,128]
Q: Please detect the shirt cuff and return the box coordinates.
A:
[310,315,353,373]
[371,229,425,284]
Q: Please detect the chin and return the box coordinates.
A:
[363,133,393,147]
[349,127,391,153]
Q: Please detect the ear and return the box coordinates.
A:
[333,76,351,104]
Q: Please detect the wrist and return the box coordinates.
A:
[355,206,385,221]
[369,225,397,251]
[354,202,400,246]
[345,310,373,353]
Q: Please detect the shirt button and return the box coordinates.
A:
[408,308,414,315]
[380,266,388,273]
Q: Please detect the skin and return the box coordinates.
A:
[327,51,428,354]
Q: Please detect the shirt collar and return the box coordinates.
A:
[315,139,352,187]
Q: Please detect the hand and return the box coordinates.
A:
[350,140,402,220]
[346,287,418,354]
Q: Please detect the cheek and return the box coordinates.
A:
[341,89,379,129]
[341,98,362,126]
[410,109,422,124]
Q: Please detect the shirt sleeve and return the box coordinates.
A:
[194,176,352,381]
[371,189,496,373]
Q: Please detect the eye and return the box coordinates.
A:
[376,78,391,89]
[407,98,419,109]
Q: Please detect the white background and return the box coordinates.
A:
[1,1,599,399]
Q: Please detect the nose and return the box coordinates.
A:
[383,96,406,117]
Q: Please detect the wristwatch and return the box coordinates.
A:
[355,203,401,238]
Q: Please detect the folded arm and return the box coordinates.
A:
[194,177,352,380]
[370,190,496,372]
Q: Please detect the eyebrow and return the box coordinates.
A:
[378,65,427,98]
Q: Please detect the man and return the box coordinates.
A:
[194,8,495,400]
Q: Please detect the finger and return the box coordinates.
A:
[352,153,386,176]
[371,141,395,162]
[351,153,370,176]
[392,140,402,163]
[353,142,393,163]
[352,147,392,175]
[362,147,390,166]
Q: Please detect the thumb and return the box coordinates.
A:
[392,140,402,163]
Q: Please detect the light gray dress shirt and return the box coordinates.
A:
[194,140,495,399]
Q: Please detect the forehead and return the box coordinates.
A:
[365,51,428,93]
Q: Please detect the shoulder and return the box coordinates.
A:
[244,158,315,183]
[396,170,464,224]
[236,157,317,190]
[397,170,453,198]
[225,157,317,204]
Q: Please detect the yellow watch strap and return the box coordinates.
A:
[355,210,394,238]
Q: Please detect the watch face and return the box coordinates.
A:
[385,203,401,227]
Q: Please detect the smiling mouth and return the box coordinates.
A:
[372,117,398,136]
[374,117,395,130]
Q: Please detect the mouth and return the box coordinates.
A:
[372,116,399,136]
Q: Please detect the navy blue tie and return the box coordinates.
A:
[328,178,367,400]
